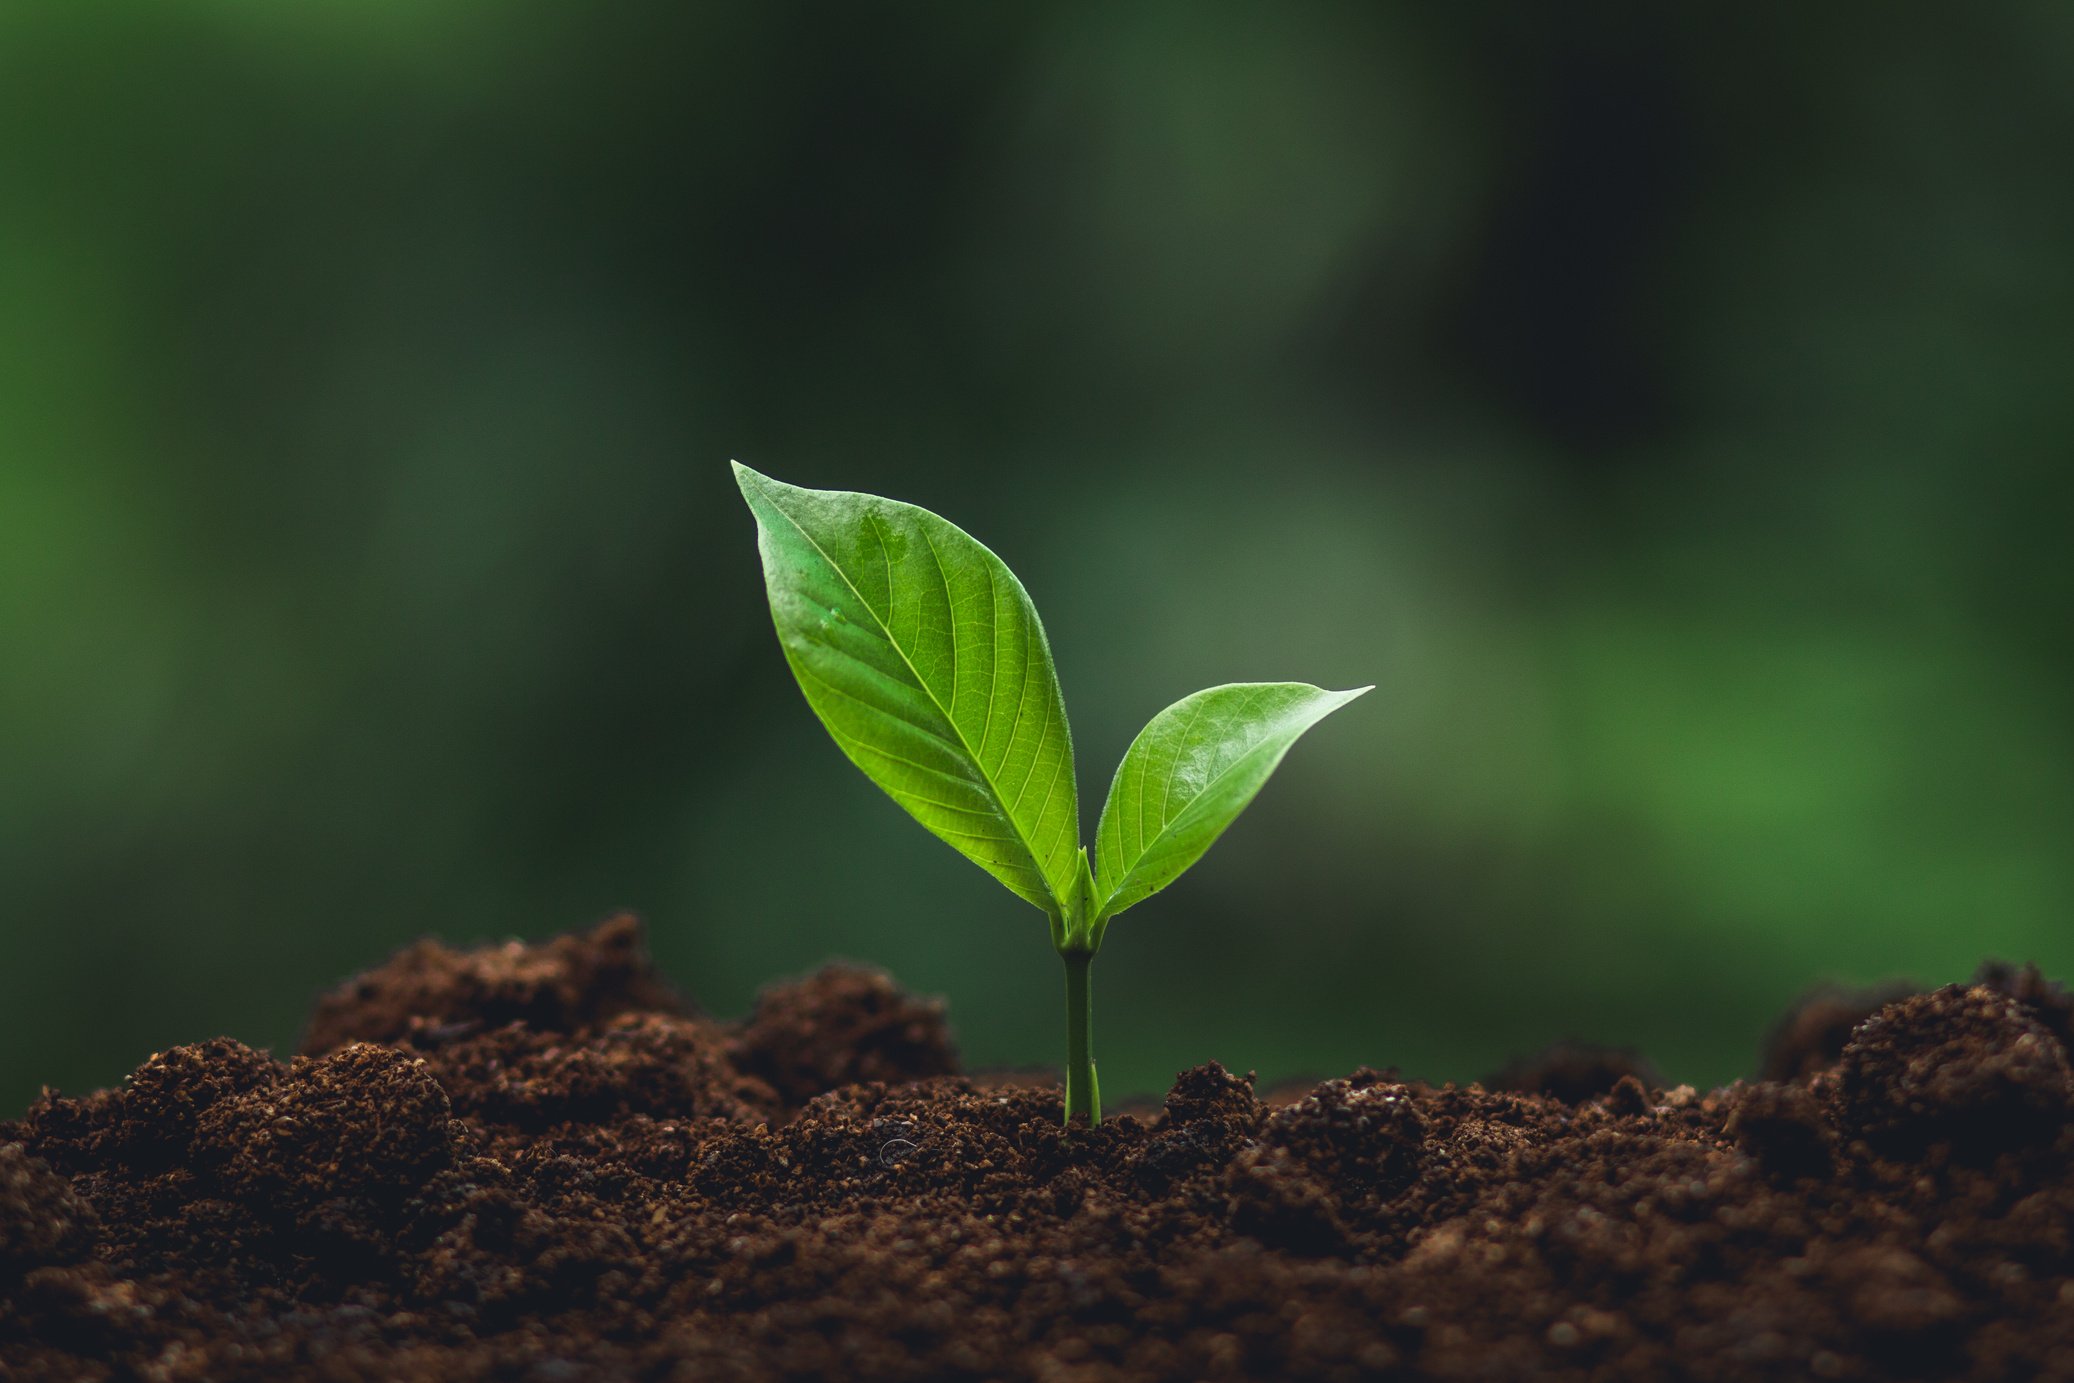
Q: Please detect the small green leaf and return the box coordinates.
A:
[1093,682,1370,923]
[733,462,1081,915]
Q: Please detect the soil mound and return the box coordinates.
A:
[6,921,2074,1381]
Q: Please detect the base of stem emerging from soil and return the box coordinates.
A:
[1061,947,1099,1126]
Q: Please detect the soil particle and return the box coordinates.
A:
[1973,959,2074,1051]
[0,1144,97,1276]
[1762,963,2074,1088]
[1231,1071,1426,1250]
[1759,977,1920,1084]
[1486,1041,1664,1103]
[7,921,2074,1381]
[1134,1064,1260,1199]
[1834,983,2074,1158]
[302,913,688,1054]
[425,1011,771,1130]
[192,1043,455,1205]
[726,963,959,1107]
[1725,1081,1833,1179]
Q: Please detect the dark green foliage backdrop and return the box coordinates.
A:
[5,4,2072,1115]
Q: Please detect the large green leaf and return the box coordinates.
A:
[733,462,1081,915]
[1093,682,1369,923]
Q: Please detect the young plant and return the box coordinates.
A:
[733,462,1368,1126]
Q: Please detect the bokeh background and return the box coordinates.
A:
[6,4,2072,1117]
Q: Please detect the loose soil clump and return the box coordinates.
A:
[6,919,2074,1380]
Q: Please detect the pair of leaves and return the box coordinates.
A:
[734,462,1367,947]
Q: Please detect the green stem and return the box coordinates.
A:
[1062,948,1099,1126]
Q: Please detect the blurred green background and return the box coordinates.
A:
[6,4,2072,1117]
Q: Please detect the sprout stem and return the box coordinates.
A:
[1062,948,1099,1126]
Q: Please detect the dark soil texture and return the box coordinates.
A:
[7,919,2074,1381]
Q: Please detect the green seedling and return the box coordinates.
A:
[733,462,1368,1126]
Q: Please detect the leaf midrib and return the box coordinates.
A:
[751,473,1067,914]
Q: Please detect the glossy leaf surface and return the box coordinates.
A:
[733,463,1080,914]
[1093,682,1369,922]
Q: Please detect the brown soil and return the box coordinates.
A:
[6,918,2074,1381]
